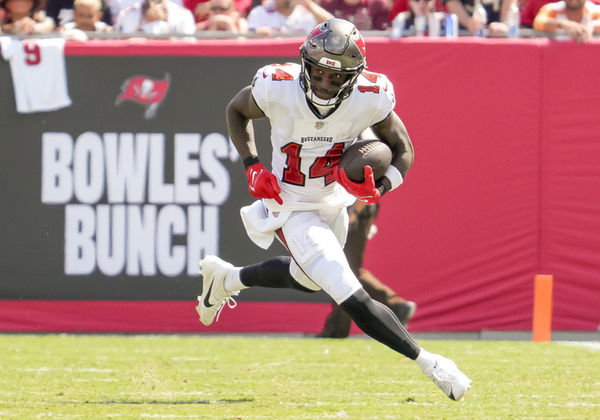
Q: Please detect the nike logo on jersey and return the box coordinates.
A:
[203,281,215,308]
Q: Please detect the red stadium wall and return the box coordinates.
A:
[1,38,599,333]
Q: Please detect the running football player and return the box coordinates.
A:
[197,18,472,401]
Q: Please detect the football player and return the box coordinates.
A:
[197,18,471,401]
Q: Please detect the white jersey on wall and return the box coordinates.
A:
[251,62,396,212]
[0,37,72,114]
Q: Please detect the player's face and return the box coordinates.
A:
[309,66,349,100]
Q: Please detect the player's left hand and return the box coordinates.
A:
[334,165,381,204]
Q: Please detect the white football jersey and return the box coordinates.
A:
[251,62,396,212]
[0,37,72,114]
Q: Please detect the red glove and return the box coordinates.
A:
[246,162,283,204]
[334,165,381,204]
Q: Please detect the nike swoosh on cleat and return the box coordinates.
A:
[203,281,215,308]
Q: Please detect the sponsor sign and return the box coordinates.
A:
[0,55,295,301]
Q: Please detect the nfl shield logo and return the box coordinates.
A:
[315,121,325,129]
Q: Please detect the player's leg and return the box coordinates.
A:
[196,255,318,327]
[198,209,471,400]
[277,208,471,401]
[278,209,420,357]
[340,288,471,400]
[196,255,243,326]
[359,268,417,326]
[239,256,319,293]
[316,203,372,338]
[197,209,324,327]
[317,302,352,338]
[319,202,414,337]
[340,287,419,356]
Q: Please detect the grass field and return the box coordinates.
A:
[0,334,598,419]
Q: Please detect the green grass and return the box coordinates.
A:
[0,334,598,419]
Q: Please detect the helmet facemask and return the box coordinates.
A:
[301,52,361,107]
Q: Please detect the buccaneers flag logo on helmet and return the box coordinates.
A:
[116,74,170,119]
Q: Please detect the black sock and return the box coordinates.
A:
[340,288,420,359]
[240,257,317,293]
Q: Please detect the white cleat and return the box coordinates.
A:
[196,255,239,326]
[422,354,472,401]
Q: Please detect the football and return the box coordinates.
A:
[339,139,392,182]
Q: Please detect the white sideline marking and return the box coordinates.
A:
[139,416,216,418]
[323,410,349,418]
[22,367,114,373]
[558,341,600,351]
[549,402,600,407]
[117,391,206,396]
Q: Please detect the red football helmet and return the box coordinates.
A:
[300,18,367,108]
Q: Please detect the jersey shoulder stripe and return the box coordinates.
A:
[252,63,301,116]
[354,69,396,112]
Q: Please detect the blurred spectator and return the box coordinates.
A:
[520,0,600,27]
[389,0,408,20]
[108,0,184,24]
[1,0,55,33]
[519,0,547,26]
[533,0,600,41]
[444,0,513,36]
[319,0,391,30]
[196,0,247,31]
[115,0,195,34]
[246,0,333,35]
[107,0,140,22]
[392,0,439,34]
[389,0,445,21]
[46,0,112,27]
[184,0,250,23]
[61,0,112,39]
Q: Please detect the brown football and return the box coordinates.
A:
[339,139,392,182]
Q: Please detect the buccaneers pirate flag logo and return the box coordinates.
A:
[116,74,170,119]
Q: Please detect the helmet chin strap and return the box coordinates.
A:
[306,89,339,108]
[304,76,353,108]
[311,100,336,116]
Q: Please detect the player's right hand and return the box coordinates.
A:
[246,162,283,204]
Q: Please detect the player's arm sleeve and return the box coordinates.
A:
[250,65,272,118]
[370,75,396,127]
[226,69,269,164]
[370,77,413,193]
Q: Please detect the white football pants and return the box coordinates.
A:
[275,208,362,304]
